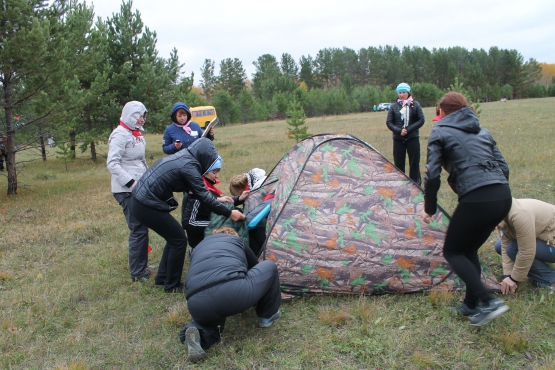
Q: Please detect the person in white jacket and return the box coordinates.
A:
[107,101,151,282]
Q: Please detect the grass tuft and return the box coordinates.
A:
[429,288,455,306]
[318,307,352,327]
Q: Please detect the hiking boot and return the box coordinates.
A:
[131,269,152,282]
[258,310,281,328]
[450,303,480,317]
[468,299,509,327]
[185,327,206,363]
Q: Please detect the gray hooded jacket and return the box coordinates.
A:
[107,101,148,193]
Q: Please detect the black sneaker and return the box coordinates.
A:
[450,303,480,317]
[131,269,152,282]
[468,299,509,327]
[164,283,185,294]
[185,327,206,363]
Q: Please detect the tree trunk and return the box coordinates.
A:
[90,141,97,161]
[3,85,18,195]
[69,131,76,157]
[40,134,47,161]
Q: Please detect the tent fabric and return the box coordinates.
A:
[204,202,249,243]
[247,133,500,296]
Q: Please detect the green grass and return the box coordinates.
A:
[1,98,555,369]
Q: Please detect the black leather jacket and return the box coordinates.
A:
[185,234,259,299]
[386,99,425,140]
[424,107,509,215]
[132,138,231,217]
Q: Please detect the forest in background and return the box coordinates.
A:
[1,0,555,195]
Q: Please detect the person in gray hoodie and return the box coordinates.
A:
[107,101,151,282]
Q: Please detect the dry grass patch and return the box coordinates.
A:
[318,306,352,327]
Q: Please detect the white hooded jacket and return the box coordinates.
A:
[107,101,148,193]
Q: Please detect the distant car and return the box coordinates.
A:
[377,103,391,111]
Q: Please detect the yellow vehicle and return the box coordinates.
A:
[190,106,217,129]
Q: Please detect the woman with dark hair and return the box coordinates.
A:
[421,92,512,326]
[131,138,245,293]
[386,82,426,184]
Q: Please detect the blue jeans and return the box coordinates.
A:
[494,238,555,287]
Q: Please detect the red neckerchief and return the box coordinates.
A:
[264,193,275,201]
[120,122,143,137]
[203,177,223,196]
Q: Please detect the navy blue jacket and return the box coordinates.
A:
[162,102,214,154]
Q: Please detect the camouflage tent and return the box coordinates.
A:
[245,134,500,296]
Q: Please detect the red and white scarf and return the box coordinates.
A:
[119,122,143,137]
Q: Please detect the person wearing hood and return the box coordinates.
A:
[131,138,245,293]
[182,156,250,249]
[421,92,512,327]
[107,101,151,282]
[162,102,214,155]
[386,83,426,185]
[179,228,281,363]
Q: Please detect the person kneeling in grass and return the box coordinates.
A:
[495,198,555,294]
[180,227,282,363]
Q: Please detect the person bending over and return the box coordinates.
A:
[494,198,555,294]
[421,92,512,327]
[180,228,282,363]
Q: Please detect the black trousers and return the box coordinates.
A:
[180,261,281,350]
[393,137,421,184]
[130,198,187,291]
[185,227,205,249]
[443,192,512,308]
[113,193,149,278]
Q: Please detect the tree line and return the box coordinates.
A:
[1,0,554,195]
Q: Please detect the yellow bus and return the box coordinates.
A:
[190,106,217,129]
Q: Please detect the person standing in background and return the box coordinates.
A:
[162,102,214,154]
[386,83,425,184]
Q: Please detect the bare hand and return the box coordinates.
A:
[209,128,215,136]
[401,128,408,136]
[420,209,432,224]
[218,196,234,203]
[230,209,245,221]
[501,277,518,294]
[175,141,182,149]
[239,190,250,201]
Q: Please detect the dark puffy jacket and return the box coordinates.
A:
[185,233,258,300]
[386,99,425,140]
[132,138,231,218]
[423,107,509,214]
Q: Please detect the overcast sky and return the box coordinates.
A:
[89,0,555,85]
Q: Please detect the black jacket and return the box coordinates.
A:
[423,107,509,215]
[132,138,231,217]
[386,99,425,140]
[182,190,243,230]
[185,234,258,299]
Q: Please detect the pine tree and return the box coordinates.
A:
[286,98,310,143]
[0,0,93,195]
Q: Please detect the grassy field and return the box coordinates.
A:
[1,98,554,369]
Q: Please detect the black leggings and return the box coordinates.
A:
[443,193,512,308]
